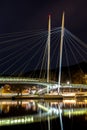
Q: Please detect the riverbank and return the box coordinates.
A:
[0,92,87,100]
[0,94,63,100]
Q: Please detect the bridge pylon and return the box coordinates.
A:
[47,14,51,93]
[58,12,65,93]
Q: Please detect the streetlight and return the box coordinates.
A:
[67,81,70,85]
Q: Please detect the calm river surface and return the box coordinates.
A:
[0,98,87,130]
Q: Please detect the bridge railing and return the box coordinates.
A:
[0,77,39,82]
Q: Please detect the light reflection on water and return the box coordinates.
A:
[0,99,87,129]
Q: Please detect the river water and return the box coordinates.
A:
[0,99,87,130]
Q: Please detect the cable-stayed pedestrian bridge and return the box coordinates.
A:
[0,13,87,94]
[0,77,87,94]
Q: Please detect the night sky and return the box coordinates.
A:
[0,0,87,42]
[0,0,87,75]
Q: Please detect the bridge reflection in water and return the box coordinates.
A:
[0,99,87,128]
